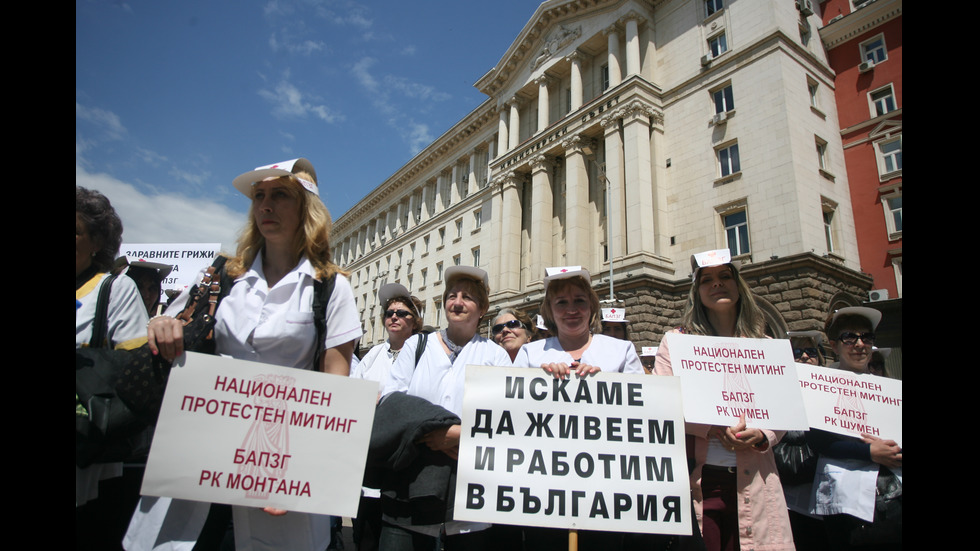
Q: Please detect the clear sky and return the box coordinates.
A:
[77,0,541,252]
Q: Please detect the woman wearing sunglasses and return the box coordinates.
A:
[787,330,825,366]
[351,283,424,551]
[809,307,902,550]
[491,308,535,362]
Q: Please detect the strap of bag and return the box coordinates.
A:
[414,332,428,368]
[89,272,118,348]
[311,273,337,370]
[176,257,227,333]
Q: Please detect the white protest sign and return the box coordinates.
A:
[664,333,808,430]
[120,242,221,296]
[454,366,691,535]
[142,352,379,517]
[796,364,902,447]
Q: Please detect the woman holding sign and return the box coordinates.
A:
[808,307,902,550]
[655,250,794,551]
[129,158,362,551]
[514,267,644,550]
[379,265,511,550]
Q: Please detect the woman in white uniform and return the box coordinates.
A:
[380,265,510,550]
[76,186,150,550]
[513,267,642,550]
[130,158,362,551]
[515,267,643,377]
[351,282,424,551]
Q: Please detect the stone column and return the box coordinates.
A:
[601,114,625,264]
[536,75,552,132]
[498,171,523,294]
[563,134,591,268]
[623,13,643,77]
[434,175,446,214]
[420,183,431,222]
[467,149,479,196]
[529,154,554,282]
[621,100,656,255]
[395,201,405,235]
[498,107,509,155]
[384,209,394,241]
[508,97,522,150]
[566,52,583,112]
[407,193,417,230]
[451,163,463,202]
[605,26,622,88]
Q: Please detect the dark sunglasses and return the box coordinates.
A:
[492,319,525,335]
[384,309,413,319]
[838,332,875,346]
[793,347,819,359]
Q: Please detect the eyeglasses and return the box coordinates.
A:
[838,332,875,346]
[492,319,525,335]
[793,348,819,359]
[384,309,413,319]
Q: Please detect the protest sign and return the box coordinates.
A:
[663,333,808,430]
[454,366,691,535]
[142,352,379,517]
[796,364,902,446]
[120,242,221,297]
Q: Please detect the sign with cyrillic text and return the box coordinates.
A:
[796,364,902,447]
[454,366,691,535]
[142,352,379,517]
[664,333,808,430]
[120,242,221,296]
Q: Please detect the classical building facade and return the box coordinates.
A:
[333,0,874,351]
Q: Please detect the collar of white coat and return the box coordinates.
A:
[241,251,316,287]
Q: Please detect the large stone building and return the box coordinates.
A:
[333,0,875,351]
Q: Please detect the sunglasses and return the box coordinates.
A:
[384,309,413,319]
[492,319,525,335]
[793,347,819,359]
[838,332,875,346]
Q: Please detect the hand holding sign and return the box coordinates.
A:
[863,433,902,469]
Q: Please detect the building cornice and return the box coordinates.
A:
[818,0,902,50]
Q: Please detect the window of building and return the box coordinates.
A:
[712,84,734,114]
[423,235,430,255]
[869,84,897,117]
[436,262,443,282]
[438,227,446,247]
[708,33,728,58]
[723,210,750,257]
[717,142,741,177]
[473,209,482,230]
[705,0,723,16]
[860,34,887,64]
[883,193,902,237]
[601,64,610,91]
[806,76,821,111]
[877,137,902,176]
[822,199,839,254]
[815,136,828,171]
[410,242,417,259]
[421,268,427,288]
[472,247,480,267]
[455,218,463,240]
[408,274,413,291]
[565,88,572,114]
[453,254,461,266]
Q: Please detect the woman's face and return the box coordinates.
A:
[383,300,416,342]
[791,338,820,366]
[833,324,874,373]
[698,265,739,313]
[444,280,485,330]
[550,284,593,338]
[493,313,530,356]
[252,178,301,246]
[76,213,97,277]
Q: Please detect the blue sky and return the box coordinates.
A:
[77,0,540,252]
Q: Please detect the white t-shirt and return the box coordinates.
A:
[382,332,511,417]
[352,341,397,384]
[76,272,148,350]
[514,333,644,374]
